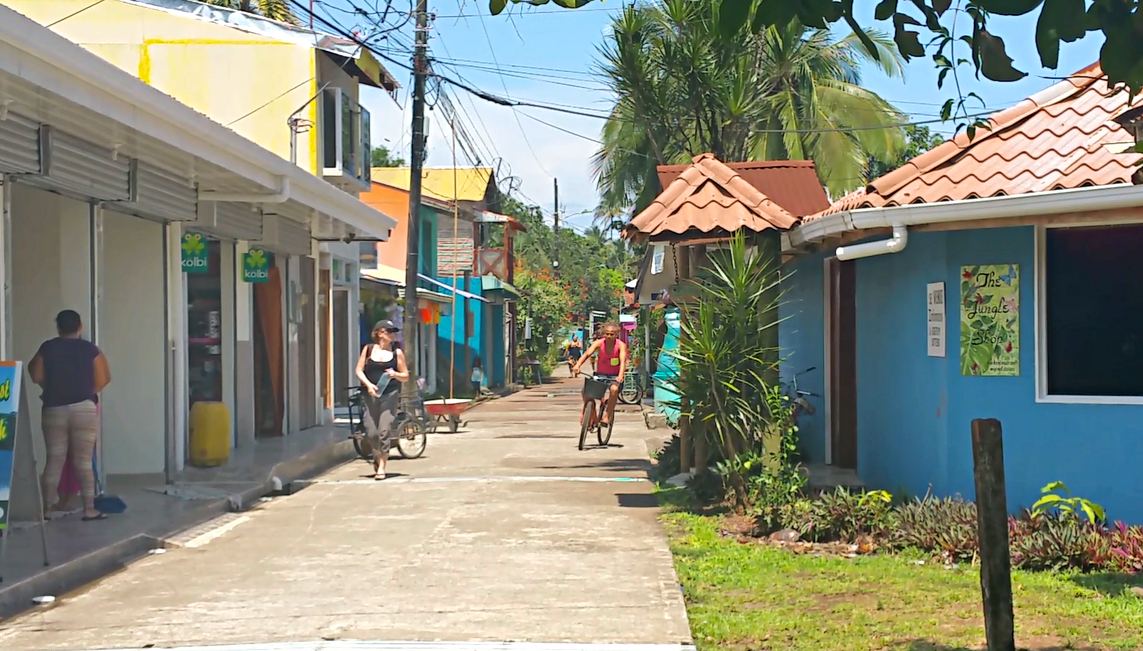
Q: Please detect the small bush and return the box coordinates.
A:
[889,496,979,563]
[653,434,681,481]
[780,488,894,543]
[1009,512,1112,572]
[1108,521,1143,573]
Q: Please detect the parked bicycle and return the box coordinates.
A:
[782,366,820,427]
[617,369,643,405]
[578,375,616,450]
[345,381,429,460]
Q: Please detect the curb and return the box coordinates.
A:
[0,437,356,621]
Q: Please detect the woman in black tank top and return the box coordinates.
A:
[355,320,410,480]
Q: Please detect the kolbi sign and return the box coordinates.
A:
[242,248,272,283]
[181,232,209,274]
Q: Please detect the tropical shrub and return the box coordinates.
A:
[1009,513,1113,572]
[1108,521,1143,573]
[668,233,785,512]
[889,496,980,563]
[1031,481,1107,524]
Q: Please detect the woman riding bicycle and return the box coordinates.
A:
[571,322,626,427]
[354,320,410,480]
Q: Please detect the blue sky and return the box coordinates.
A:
[346,0,1105,232]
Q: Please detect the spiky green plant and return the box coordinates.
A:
[201,0,299,25]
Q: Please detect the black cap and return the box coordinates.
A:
[373,319,400,332]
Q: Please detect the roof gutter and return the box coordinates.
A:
[0,6,397,238]
[786,183,1143,257]
[199,177,290,204]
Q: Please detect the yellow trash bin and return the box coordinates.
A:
[189,401,231,468]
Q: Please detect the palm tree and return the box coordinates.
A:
[594,0,907,214]
[201,0,299,25]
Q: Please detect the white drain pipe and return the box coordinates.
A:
[836,224,908,261]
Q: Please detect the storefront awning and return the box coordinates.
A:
[480,274,522,299]
[417,273,488,302]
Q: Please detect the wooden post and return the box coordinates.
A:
[971,418,1016,651]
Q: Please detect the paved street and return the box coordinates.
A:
[0,374,692,650]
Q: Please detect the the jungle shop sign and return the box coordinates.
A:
[181,232,209,274]
[243,248,272,283]
[960,264,1019,376]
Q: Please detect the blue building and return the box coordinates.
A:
[780,63,1143,523]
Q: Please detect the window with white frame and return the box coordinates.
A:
[1043,224,1143,397]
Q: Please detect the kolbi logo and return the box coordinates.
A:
[181,233,209,272]
[243,248,270,282]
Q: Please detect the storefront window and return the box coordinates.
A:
[187,240,223,407]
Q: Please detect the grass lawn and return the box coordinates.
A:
[663,510,1143,651]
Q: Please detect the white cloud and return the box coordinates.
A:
[363,81,610,227]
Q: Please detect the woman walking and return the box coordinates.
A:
[354,320,409,480]
[28,309,111,521]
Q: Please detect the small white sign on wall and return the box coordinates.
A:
[927,281,946,358]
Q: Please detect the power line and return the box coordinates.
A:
[47,0,108,27]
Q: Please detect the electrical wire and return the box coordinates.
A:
[47,0,108,27]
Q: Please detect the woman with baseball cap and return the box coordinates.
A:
[354,319,409,480]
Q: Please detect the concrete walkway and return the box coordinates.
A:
[0,372,692,650]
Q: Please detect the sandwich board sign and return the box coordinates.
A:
[0,361,50,579]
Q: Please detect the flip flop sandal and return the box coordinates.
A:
[82,513,109,521]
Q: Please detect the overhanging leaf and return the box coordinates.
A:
[490,0,508,14]
[751,0,799,32]
[1034,8,1061,69]
[975,0,1045,16]
[977,29,1028,82]
[874,0,898,20]
[892,13,925,58]
[719,0,754,38]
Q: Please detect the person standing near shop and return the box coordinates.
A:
[28,309,111,521]
[355,320,409,480]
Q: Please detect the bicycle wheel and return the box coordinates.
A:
[598,406,615,447]
[578,400,593,451]
[618,376,641,405]
[351,423,372,460]
[396,417,428,459]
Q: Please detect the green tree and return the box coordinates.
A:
[865,124,945,182]
[371,146,406,168]
[201,0,297,24]
[495,0,1143,97]
[593,1,906,214]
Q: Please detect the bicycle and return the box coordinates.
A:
[782,366,821,428]
[617,369,643,405]
[346,383,429,460]
[578,375,616,450]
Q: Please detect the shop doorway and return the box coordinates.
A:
[253,257,284,437]
[298,257,317,430]
[187,240,224,410]
[825,256,858,470]
[320,269,332,411]
[332,288,349,407]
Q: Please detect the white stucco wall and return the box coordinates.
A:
[101,209,166,474]
[10,184,91,472]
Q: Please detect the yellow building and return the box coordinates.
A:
[6,0,398,189]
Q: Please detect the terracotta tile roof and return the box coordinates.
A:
[624,153,799,241]
[810,63,1143,219]
[657,159,831,217]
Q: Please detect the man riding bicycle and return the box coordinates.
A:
[571,322,626,427]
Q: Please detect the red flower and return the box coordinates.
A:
[975,294,984,304]
[1005,342,1013,353]
[972,363,979,372]
[963,270,972,279]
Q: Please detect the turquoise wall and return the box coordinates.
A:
[779,227,1143,523]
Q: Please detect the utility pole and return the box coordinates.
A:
[552,178,559,278]
[402,0,429,396]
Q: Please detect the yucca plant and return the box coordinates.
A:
[201,0,300,25]
[665,232,785,511]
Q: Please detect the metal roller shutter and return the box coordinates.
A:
[0,112,41,174]
[42,127,131,201]
[192,202,264,242]
[274,217,313,255]
[132,162,197,222]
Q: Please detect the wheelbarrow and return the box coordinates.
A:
[423,398,471,433]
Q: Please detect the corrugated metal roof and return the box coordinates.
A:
[624,153,800,242]
[811,62,1142,219]
[656,159,830,218]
